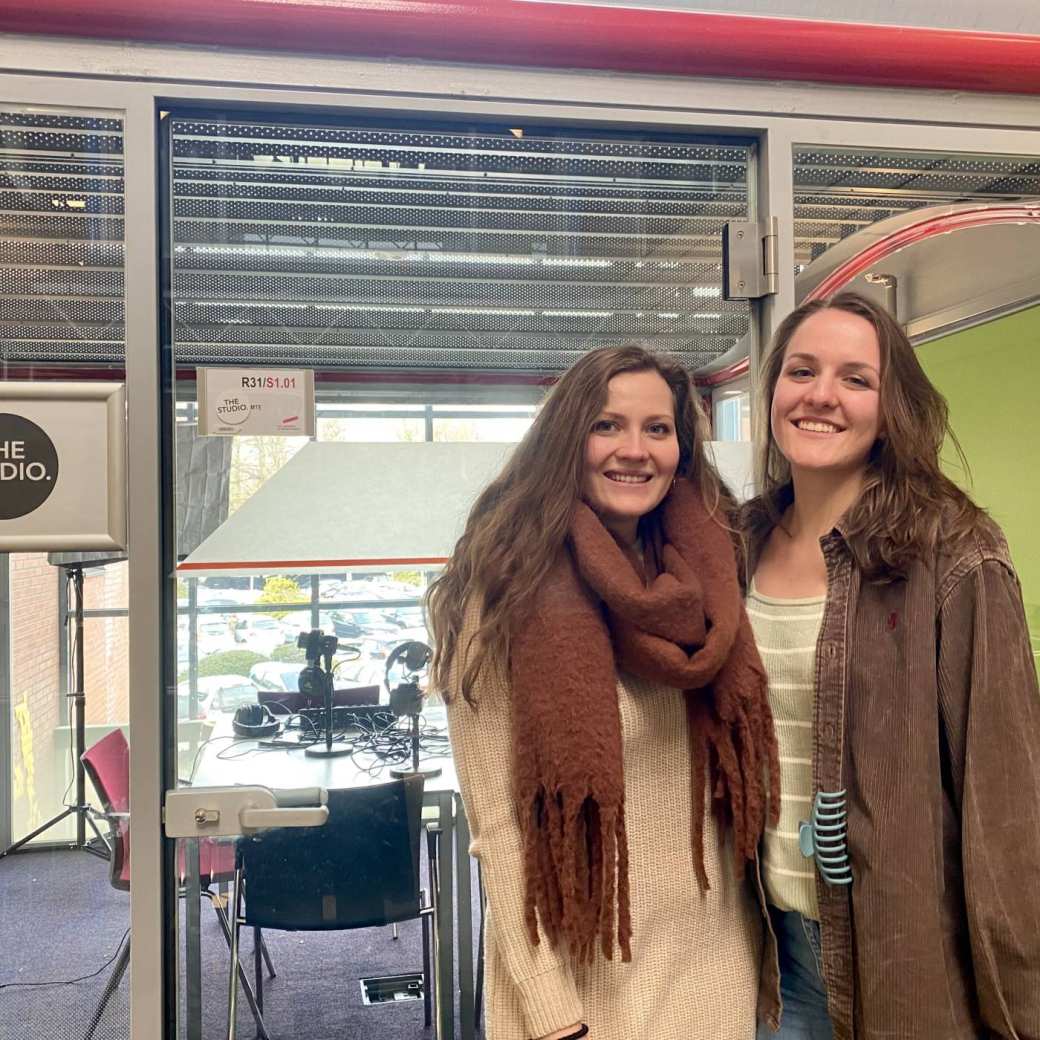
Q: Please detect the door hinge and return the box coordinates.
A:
[722,218,779,300]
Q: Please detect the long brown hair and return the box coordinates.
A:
[427,344,727,700]
[748,290,985,579]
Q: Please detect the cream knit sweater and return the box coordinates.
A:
[446,660,763,1040]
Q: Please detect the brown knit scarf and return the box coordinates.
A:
[509,477,780,965]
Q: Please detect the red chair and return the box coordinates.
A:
[80,729,274,1040]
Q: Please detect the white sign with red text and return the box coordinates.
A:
[198,367,315,437]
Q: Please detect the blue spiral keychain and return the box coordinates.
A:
[798,789,853,886]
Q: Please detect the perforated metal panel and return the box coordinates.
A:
[0,107,125,366]
[168,117,752,374]
[793,146,1040,270]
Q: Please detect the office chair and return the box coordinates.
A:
[225,776,441,1040]
[80,729,275,1040]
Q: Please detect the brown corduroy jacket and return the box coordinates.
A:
[745,507,1040,1040]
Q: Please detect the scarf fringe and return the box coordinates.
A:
[522,787,633,964]
[689,681,778,890]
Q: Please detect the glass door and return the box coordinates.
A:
[159,107,758,1039]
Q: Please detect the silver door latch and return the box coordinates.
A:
[164,785,329,838]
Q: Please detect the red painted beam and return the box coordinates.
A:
[2,1,1040,95]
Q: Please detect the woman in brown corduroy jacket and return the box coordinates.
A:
[427,345,781,1040]
[744,291,1040,1040]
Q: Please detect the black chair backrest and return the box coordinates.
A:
[238,776,425,931]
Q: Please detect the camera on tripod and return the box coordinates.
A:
[297,629,338,701]
[295,629,354,759]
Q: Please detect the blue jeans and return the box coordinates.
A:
[758,908,834,1039]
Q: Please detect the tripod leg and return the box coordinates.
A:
[82,810,113,860]
[1,806,75,855]
[85,811,109,846]
[72,567,87,848]
[84,937,130,1040]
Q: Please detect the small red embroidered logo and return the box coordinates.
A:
[887,611,899,631]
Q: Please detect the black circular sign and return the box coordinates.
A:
[0,413,59,520]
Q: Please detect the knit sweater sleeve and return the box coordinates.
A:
[446,629,583,1037]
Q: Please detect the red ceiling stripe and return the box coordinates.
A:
[1,1,1040,95]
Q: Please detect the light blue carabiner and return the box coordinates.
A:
[797,789,853,886]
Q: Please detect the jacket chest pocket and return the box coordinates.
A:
[846,583,911,735]
[844,582,930,838]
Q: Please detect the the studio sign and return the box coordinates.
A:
[0,413,59,520]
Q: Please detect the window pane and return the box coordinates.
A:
[317,415,424,442]
[169,115,752,375]
[432,415,533,441]
[793,144,1040,273]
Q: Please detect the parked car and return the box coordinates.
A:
[232,615,289,656]
[249,661,304,694]
[334,656,387,693]
[382,607,425,630]
[177,673,258,719]
[328,608,400,642]
[197,617,236,657]
[196,595,243,609]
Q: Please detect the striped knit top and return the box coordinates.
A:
[746,582,825,920]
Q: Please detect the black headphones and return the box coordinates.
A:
[384,640,432,688]
[232,703,281,739]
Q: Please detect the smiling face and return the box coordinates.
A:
[770,307,883,482]
[582,368,681,544]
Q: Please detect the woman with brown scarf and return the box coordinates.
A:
[427,346,780,1040]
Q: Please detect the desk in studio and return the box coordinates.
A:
[181,720,475,1040]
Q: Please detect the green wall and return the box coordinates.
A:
[917,304,1040,669]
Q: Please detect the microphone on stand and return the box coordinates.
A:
[386,640,440,780]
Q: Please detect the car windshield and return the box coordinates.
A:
[215,683,256,708]
[353,611,389,624]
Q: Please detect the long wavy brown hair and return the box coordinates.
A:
[746,290,986,579]
[427,344,728,701]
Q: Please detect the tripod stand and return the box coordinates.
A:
[2,566,108,858]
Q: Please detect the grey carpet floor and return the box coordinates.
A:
[0,846,481,1040]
